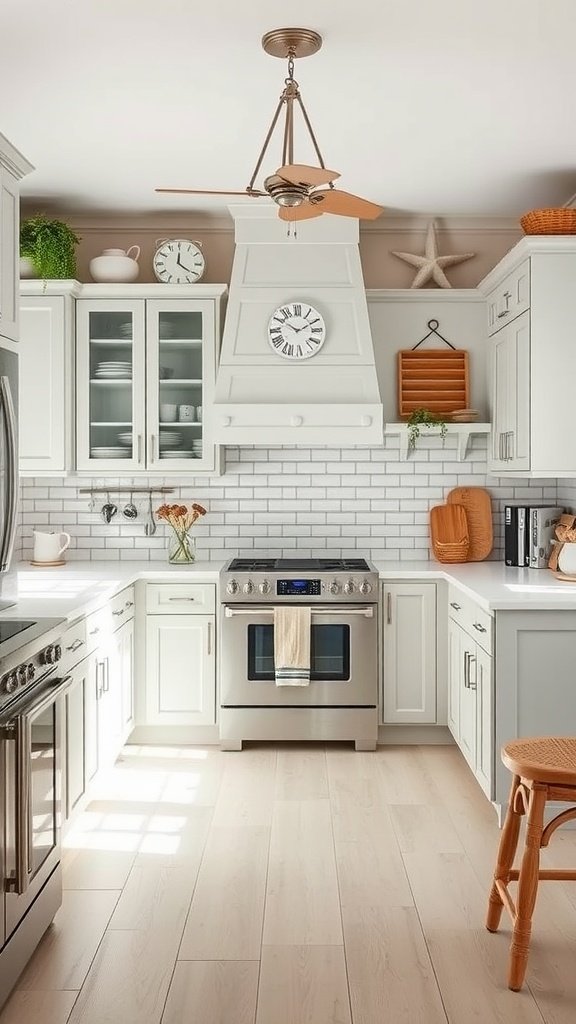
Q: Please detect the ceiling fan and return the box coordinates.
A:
[156,28,384,222]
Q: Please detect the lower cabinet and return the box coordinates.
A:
[447,603,494,799]
[62,597,135,829]
[382,582,437,724]
[145,613,216,725]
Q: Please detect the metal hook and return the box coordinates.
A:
[411,319,456,351]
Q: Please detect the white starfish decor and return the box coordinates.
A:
[392,221,475,288]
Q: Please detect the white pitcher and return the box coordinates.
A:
[33,530,71,563]
[89,246,141,283]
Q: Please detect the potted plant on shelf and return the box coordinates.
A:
[20,214,80,279]
[406,408,448,450]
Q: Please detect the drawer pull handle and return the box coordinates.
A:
[113,608,125,617]
[386,592,392,625]
[450,601,461,611]
[66,639,84,652]
[473,622,487,633]
[125,600,134,608]
[89,627,100,636]
[497,309,510,319]
[168,596,196,602]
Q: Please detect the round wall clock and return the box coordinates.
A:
[153,238,205,283]
[267,302,326,360]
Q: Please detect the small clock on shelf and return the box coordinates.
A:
[153,238,205,283]
[267,302,326,360]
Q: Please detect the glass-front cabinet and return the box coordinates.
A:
[76,288,223,473]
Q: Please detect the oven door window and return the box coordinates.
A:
[248,623,350,681]
[30,702,57,876]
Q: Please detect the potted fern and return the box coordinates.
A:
[20,215,80,279]
[407,408,448,450]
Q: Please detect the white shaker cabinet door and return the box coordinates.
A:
[145,614,216,726]
[447,616,462,742]
[19,294,68,473]
[474,644,493,799]
[0,167,19,343]
[382,582,436,724]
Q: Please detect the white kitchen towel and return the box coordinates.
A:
[274,605,311,686]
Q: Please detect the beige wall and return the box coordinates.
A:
[20,206,522,288]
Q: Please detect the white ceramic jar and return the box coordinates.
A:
[558,543,576,575]
[89,246,140,283]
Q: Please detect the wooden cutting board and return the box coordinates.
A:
[397,349,469,419]
[447,486,493,561]
[429,504,470,563]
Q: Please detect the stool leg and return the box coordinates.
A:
[508,785,546,992]
[486,774,522,933]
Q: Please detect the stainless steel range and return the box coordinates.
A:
[0,617,69,1009]
[219,558,379,751]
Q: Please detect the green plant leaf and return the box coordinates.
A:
[20,214,80,279]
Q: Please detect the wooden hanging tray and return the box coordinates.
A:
[398,349,469,419]
[430,504,470,563]
[447,486,493,561]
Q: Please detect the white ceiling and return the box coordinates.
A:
[2,0,576,217]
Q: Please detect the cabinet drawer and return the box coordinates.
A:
[448,585,493,655]
[146,583,216,615]
[487,258,530,335]
[60,618,88,674]
[466,604,493,655]
[109,586,136,626]
[84,586,136,652]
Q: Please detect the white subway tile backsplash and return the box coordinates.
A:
[17,438,562,563]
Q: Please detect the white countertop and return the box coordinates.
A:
[7,561,220,622]
[6,558,576,623]
[372,560,576,612]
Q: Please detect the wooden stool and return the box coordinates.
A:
[486,737,576,991]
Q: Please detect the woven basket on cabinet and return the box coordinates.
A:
[520,208,576,235]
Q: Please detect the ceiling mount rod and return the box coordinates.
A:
[78,486,175,495]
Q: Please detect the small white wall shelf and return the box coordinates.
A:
[385,422,491,461]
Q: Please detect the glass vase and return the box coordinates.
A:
[168,528,196,564]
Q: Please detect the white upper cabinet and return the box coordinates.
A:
[480,238,576,478]
[75,284,226,474]
[0,134,33,345]
[19,282,79,475]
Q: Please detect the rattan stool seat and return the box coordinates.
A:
[502,736,576,785]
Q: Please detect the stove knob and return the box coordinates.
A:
[359,580,372,595]
[243,580,254,595]
[5,672,18,694]
[344,579,355,595]
[17,665,28,686]
[54,644,62,662]
[259,580,271,595]
[329,580,341,595]
[41,645,59,665]
[27,663,36,682]
[226,579,239,596]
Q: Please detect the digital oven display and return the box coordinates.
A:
[276,579,322,596]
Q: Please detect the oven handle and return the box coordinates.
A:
[224,606,374,618]
[5,673,72,895]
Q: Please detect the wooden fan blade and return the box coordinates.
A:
[278,204,324,222]
[310,189,384,219]
[276,164,340,187]
[155,187,266,196]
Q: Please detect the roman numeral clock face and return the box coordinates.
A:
[267,303,327,360]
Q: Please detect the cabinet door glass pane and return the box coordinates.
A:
[157,311,203,462]
[89,311,134,458]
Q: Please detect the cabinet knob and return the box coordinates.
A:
[221,416,231,427]
[361,416,372,427]
[450,601,461,611]
[473,622,487,633]
[291,415,303,427]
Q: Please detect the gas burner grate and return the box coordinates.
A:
[226,557,372,573]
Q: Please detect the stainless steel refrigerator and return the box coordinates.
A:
[0,347,18,607]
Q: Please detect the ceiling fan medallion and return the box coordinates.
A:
[156,28,383,222]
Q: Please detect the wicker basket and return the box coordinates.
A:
[520,208,576,235]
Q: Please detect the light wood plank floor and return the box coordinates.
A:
[3,742,576,1023]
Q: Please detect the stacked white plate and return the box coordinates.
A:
[90,447,126,459]
[118,433,133,447]
[159,431,182,449]
[161,450,196,459]
[192,440,203,457]
[95,361,132,379]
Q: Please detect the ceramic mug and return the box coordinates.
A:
[33,530,71,563]
[178,405,196,422]
[160,403,178,422]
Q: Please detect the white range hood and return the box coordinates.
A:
[210,206,383,445]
